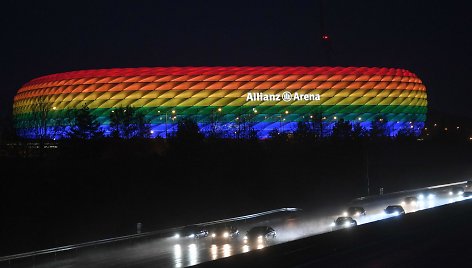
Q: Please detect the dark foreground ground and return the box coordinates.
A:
[197,198,472,267]
[1,139,472,256]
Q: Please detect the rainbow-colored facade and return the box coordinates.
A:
[13,66,427,138]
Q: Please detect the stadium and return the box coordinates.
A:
[13,66,427,139]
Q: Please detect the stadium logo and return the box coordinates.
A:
[245,91,321,102]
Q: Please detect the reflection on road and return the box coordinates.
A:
[6,184,471,268]
[165,188,471,268]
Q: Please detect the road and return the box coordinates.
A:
[1,181,471,268]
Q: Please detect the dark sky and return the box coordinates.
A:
[1,0,471,118]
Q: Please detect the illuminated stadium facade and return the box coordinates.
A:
[13,66,427,139]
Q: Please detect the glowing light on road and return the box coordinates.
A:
[174,244,182,268]
[428,199,435,207]
[210,244,218,260]
[223,232,229,238]
[188,244,198,266]
[242,245,250,253]
[174,244,181,258]
[222,244,231,258]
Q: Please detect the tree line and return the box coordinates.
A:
[12,100,420,141]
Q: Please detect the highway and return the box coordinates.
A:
[1,180,471,268]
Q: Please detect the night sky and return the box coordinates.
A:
[1,0,471,118]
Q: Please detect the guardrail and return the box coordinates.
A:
[0,207,301,263]
[352,180,468,202]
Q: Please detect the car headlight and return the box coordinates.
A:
[257,235,263,241]
[449,191,453,195]
[428,194,435,199]
[459,191,464,195]
[418,194,424,199]
[174,234,180,238]
[393,211,399,216]
[189,234,195,238]
[223,232,229,238]
[330,222,335,227]
[211,233,216,238]
[244,235,248,240]
[401,201,406,206]
[344,222,350,227]
[355,212,360,216]
[342,212,348,217]
[411,201,417,206]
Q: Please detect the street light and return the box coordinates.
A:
[212,108,223,134]
[158,109,175,138]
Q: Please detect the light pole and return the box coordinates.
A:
[211,107,222,134]
[158,109,175,138]
[283,110,289,132]
[170,110,176,136]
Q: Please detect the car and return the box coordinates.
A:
[384,205,405,216]
[175,225,209,239]
[331,216,357,230]
[244,226,276,243]
[401,196,418,206]
[417,191,435,200]
[465,180,472,189]
[210,225,239,239]
[343,207,366,217]
[449,186,464,196]
[463,191,472,198]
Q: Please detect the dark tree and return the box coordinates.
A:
[268,128,289,142]
[369,116,389,138]
[396,126,417,141]
[352,122,367,139]
[234,113,258,140]
[109,106,150,139]
[174,117,203,142]
[69,105,103,139]
[308,111,325,139]
[110,107,135,139]
[134,111,151,139]
[207,108,224,138]
[331,118,353,139]
[293,121,311,141]
[28,95,53,139]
